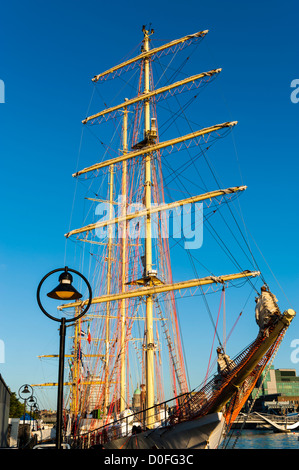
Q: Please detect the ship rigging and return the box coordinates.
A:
[33,26,295,449]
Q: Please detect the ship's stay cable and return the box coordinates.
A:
[164,170,256,360]
[199,148,265,286]
[93,65,141,110]
[202,40,288,302]
[149,86,190,394]
[152,32,202,88]
[157,114,260,292]
[149,60,228,372]
[160,130,259,296]
[178,169,258,298]
[148,53,262,385]
[153,49,263,283]
[153,158,262,387]
[161,144,256,269]
[153,55,260,291]
[202,39,265,269]
[153,46,189,90]
[204,288,224,385]
[160,164,224,351]
[162,153,260,273]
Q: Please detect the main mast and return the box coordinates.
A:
[104,164,114,415]
[120,107,128,413]
[142,26,155,427]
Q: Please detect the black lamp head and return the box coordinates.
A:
[47,267,83,301]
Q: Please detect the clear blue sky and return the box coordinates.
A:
[0,0,298,410]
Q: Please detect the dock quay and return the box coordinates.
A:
[232,412,299,432]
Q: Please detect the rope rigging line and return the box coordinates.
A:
[162,153,259,293]
[152,48,263,292]
[200,149,264,283]
[150,97,264,395]
[149,67,259,295]
[223,326,288,449]
[204,287,225,385]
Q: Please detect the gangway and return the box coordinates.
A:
[253,412,299,433]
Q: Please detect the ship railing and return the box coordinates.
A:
[170,317,285,424]
[71,336,268,448]
[72,392,193,449]
[71,317,287,448]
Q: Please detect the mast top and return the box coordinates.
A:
[141,24,154,38]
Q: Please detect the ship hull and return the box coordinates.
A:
[103,412,225,449]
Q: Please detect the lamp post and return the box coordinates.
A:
[28,395,37,432]
[18,384,33,425]
[36,266,92,449]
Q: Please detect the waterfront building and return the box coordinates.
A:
[251,367,299,412]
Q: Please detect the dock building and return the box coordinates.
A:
[251,367,299,412]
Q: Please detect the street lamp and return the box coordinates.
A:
[47,268,83,301]
[18,384,33,423]
[18,384,33,447]
[36,267,92,449]
[28,395,37,431]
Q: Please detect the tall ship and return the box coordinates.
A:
[36,26,295,449]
